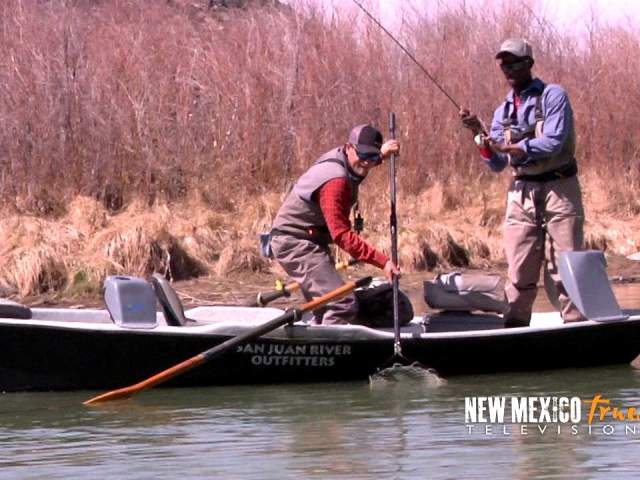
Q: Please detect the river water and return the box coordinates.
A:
[2,284,640,479]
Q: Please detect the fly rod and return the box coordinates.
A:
[350,0,488,135]
[351,0,460,110]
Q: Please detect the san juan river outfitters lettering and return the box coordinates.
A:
[236,343,352,367]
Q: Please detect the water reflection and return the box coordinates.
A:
[2,364,640,479]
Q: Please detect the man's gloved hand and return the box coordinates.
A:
[486,139,527,160]
[459,108,484,134]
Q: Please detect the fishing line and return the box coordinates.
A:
[350,0,489,135]
[350,0,461,110]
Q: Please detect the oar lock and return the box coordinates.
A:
[283,307,302,323]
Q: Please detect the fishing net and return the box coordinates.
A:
[369,362,446,388]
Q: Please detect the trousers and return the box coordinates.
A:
[503,175,585,326]
[270,234,357,324]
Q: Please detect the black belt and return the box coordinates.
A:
[269,228,287,237]
[515,162,577,182]
[270,227,331,242]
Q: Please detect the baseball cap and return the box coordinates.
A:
[348,124,383,154]
[495,38,533,59]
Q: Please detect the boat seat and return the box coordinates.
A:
[104,275,158,329]
[149,274,193,326]
[0,299,32,319]
[558,250,627,322]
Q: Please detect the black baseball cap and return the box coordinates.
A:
[348,124,383,154]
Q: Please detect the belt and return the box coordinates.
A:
[514,162,577,183]
[270,227,331,242]
[269,228,287,237]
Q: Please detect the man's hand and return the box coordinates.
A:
[459,108,484,134]
[381,139,400,159]
[383,260,401,282]
[487,139,526,159]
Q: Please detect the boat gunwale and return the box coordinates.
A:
[0,311,639,341]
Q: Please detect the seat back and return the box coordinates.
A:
[104,276,158,328]
[149,274,189,326]
[558,251,627,322]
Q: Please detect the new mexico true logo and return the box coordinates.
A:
[464,394,640,436]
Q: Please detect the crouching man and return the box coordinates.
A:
[270,124,400,325]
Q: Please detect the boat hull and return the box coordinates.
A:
[2,315,640,392]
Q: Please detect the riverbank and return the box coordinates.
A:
[0,189,635,304]
[1,171,638,305]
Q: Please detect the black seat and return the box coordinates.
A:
[0,299,32,319]
[149,274,192,326]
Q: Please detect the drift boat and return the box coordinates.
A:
[0,251,638,392]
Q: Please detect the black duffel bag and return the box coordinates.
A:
[354,282,414,328]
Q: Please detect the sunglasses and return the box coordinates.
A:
[500,60,530,73]
[356,150,382,164]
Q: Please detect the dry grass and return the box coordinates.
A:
[0,0,638,298]
[0,187,637,299]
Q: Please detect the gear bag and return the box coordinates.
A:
[423,272,508,314]
[355,282,414,328]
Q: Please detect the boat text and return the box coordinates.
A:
[236,343,352,367]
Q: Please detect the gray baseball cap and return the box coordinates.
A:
[348,124,383,154]
[495,38,533,59]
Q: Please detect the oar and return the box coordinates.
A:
[247,258,359,307]
[84,276,372,405]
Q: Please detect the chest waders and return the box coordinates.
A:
[503,92,546,252]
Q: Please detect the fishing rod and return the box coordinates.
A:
[351,0,460,110]
[350,0,488,136]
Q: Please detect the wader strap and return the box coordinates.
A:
[502,101,513,145]
[533,185,546,251]
[502,85,547,143]
[534,93,544,138]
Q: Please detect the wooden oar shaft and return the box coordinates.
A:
[207,280,364,361]
[84,276,371,405]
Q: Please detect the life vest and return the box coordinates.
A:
[271,147,363,244]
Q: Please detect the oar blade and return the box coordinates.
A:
[83,354,206,405]
[84,387,135,405]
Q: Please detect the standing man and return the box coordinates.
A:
[460,38,585,327]
[270,124,400,325]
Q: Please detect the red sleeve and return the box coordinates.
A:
[316,178,389,269]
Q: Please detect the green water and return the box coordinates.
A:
[1,284,639,479]
[2,367,640,480]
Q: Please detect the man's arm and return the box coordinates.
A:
[515,85,572,160]
[316,178,389,269]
